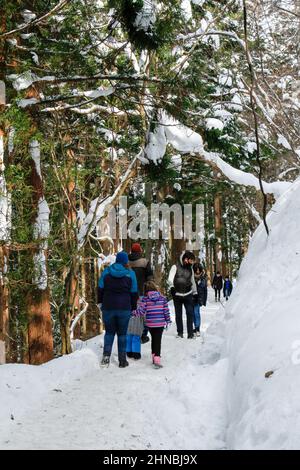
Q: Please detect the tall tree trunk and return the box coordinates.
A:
[27,139,53,364]
[0,246,9,364]
[222,197,230,276]
[59,263,77,355]
[0,77,10,363]
[84,257,101,338]
[204,196,212,284]
[0,13,9,361]
[214,192,226,275]
[152,185,167,294]
[59,143,80,353]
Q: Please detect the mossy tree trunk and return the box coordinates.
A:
[26,137,53,364]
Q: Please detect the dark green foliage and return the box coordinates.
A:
[108,0,183,50]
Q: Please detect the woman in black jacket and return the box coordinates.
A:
[212,271,223,302]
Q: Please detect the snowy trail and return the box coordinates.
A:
[1,290,228,450]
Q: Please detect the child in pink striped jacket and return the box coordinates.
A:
[137,281,171,368]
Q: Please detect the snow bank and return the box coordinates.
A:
[225,177,300,449]
[0,348,99,427]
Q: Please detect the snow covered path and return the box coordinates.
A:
[1,290,228,450]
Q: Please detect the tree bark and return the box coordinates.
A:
[84,257,101,339]
[214,193,223,274]
[0,246,9,364]
[26,139,53,364]
[0,75,10,363]
[58,141,83,350]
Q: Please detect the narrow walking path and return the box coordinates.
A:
[1,290,228,450]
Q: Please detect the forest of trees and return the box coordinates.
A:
[0,0,299,365]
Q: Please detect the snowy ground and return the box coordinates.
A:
[0,289,228,450]
[2,178,299,450]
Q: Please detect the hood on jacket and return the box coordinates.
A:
[179,252,193,268]
[107,262,130,278]
[147,291,163,302]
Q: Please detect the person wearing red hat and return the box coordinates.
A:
[128,243,153,344]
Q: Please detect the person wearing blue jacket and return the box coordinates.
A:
[223,275,233,301]
[98,251,138,368]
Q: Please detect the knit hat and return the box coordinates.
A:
[116,251,129,265]
[131,243,142,253]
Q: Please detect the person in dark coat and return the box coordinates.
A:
[193,263,208,336]
[223,275,233,301]
[198,269,208,307]
[128,243,153,343]
[98,251,138,368]
[128,243,153,296]
[168,251,197,338]
[212,271,223,302]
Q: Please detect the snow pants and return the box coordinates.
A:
[126,334,141,354]
[102,310,131,360]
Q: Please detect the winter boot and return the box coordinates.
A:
[132,352,141,360]
[119,359,129,368]
[153,355,163,369]
[151,353,155,363]
[127,352,134,358]
[176,333,183,338]
[187,334,196,339]
[100,354,110,367]
[119,352,129,368]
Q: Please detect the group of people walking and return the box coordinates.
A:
[212,272,233,302]
[98,244,232,369]
[98,243,170,369]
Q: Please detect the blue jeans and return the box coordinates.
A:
[126,335,141,354]
[103,310,131,360]
[224,289,231,300]
[193,304,201,330]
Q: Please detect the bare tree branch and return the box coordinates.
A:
[274,5,300,18]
